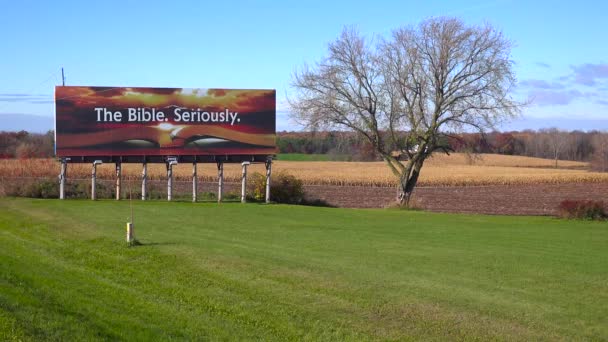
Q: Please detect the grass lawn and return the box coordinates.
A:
[0,198,606,341]
[276,153,333,161]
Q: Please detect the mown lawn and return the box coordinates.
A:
[276,153,333,161]
[0,198,606,341]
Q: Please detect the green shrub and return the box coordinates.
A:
[248,172,267,201]
[38,179,59,198]
[7,179,59,198]
[224,191,240,201]
[249,171,304,204]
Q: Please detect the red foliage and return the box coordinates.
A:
[557,200,606,220]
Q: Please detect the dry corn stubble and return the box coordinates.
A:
[1,154,606,187]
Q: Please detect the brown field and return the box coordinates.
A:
[1,153,606,187]
[302,183,608,215]
[423,153,588,168]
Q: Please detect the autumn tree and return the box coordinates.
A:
[290,17,521,205]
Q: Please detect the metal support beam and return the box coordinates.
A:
[265,159,272,203]
[192,162,197,202]
[91,160,101,200]
[167,161,177,201]
[217,161,223,203]
[241,161,250,203]
[115,162,121,200]
[59,159,66,200]
[141,162,147,200]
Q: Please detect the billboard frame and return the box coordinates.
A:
[54,85,276,202]
[54,86,278,163]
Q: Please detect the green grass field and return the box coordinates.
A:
[276,153,333,161]
[0,198,606,341]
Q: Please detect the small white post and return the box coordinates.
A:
[126,222,134,245]
[265,159,272,203]
[115,162,121,200]
[192,162,197,202]
[59,159,66,200]
[91,160,102,200]
[167,160,177,201]
[241,161,250,203]
[217,161,224,203]
[141,162,147,200]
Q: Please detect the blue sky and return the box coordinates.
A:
[1,0,607,132]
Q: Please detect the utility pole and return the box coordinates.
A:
[61,67,65,86]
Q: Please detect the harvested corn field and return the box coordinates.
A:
[1,153,606,187]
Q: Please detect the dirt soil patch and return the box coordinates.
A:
[303,183,608,216]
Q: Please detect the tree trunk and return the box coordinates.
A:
[397,158,424,207]
[554,148,560,168]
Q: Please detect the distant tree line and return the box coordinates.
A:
[277,129,608,171]
[1,129,607,172]
[0,130,54,159]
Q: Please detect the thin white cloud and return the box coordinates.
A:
[571,63,608,86]
[0,93,53,104]
[529,89,585,106]
[535,62,551,68]
[519,79,565,90]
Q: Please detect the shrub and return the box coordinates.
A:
[2,178,59,198]
[24,179,60,198]
[38,179,59,198]
[558,200,606,220]
[223,191,240,201]
[248,171,304,204]
[248,172,266,201]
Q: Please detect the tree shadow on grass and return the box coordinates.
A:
[301,198,336,208]
[131,241,176,247]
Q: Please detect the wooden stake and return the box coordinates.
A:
[126,222,133,245]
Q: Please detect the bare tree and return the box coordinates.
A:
[542,128,568,168]
[591,132,608,172]
[290,17,521,206]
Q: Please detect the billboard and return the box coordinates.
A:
[55,86,276,157]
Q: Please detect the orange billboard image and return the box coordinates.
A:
[54,86,276,157]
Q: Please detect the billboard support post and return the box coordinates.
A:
[91,160,102,200]
[141,162,147,200]
[217,161,224,203]
[192,162,197,202]
[167,160,177,201]
[115,162,122,200]
[59,159,67,200]
[265,159,272,203]
[241,161,250,203]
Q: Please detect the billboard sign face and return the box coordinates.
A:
[55,86,276,157]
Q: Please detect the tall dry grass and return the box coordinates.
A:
[1,154,606,187]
